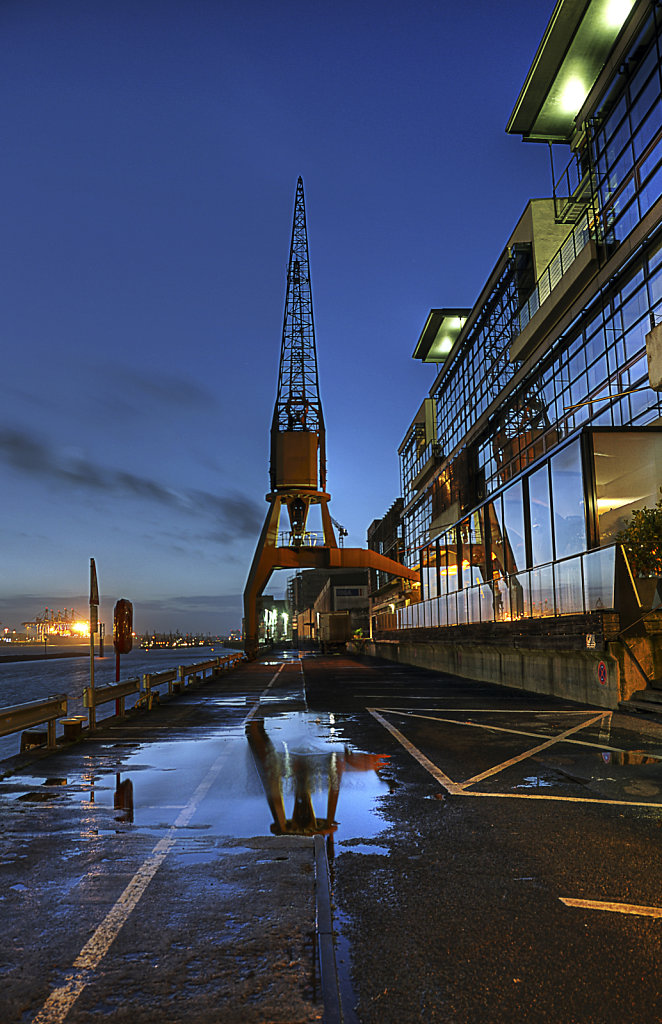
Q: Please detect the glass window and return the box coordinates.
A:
[446,528,460,593]
[528,465,553,566]
[550,441,587,557]
[592,429,662,543]
[470,509,488,586]
[503,481,526,573]
[459,518,472,589]
[486,497,506,582]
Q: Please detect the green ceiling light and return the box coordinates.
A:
[604,0,635,28]
[560,76,588,114]
[506,0,638,143]
[412,308,470,364]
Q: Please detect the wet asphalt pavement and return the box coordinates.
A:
[2,651,662,1023]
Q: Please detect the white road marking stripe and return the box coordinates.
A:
[368,709,463,794]
[372,707,599,714]
[459,713,608,788]
[461,790,662,807]
[371,708,635,757]
[369,708,662,808]
[560,897,662,917]
[32,663,286,1024]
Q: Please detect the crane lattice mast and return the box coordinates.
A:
[242,179,419,659]
[271,177,326,492]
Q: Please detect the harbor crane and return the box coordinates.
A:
[243,178,418,659]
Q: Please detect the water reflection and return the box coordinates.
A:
[114,774,134,822]
[246,719,388,839]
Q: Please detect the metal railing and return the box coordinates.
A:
[0,653,245,755]
[0,694,67,750]
[141,654,244,707]
[517,210,596,334]
[396,545,617,631]
[84,678,140,717]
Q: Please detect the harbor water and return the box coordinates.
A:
[0,646,242,762]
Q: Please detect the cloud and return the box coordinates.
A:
[102,366,217,412]
[0,426,261,540]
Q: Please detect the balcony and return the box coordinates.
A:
[510,208,600,363]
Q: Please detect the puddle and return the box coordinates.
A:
[513,775,558,790]
[11,711,392,851]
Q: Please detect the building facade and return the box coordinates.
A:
[386,0,662,645]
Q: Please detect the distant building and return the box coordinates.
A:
[375,0,662,680]
[288,569,369,646]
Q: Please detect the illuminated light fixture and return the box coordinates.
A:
[560,76,587,114]
[507,0,637,142]
[604,0,634,28]
[596,495,646,511]
[412,308,471,364]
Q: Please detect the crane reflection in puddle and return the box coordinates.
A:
[246,718,388,843]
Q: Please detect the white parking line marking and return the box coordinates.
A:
[560,897,662,918]
[32,664,286,1024]
[459,713,608,788]
[369,708,662,808]
[368,710,463,794]
[371,708,642,757]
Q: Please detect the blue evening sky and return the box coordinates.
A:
[1,0,554,634]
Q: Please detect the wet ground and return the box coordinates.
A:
[1,652,662,1022]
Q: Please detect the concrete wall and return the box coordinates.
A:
[348,638,621,709]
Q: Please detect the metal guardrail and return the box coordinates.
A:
[0,653,246,754]
[84,677,140,716]
[0,694,67,750]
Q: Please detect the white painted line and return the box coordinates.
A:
[368,709,463,794]
[369,708,662,809]
[560,897,662,918]
[32,664,286,1024]
[461,790,662,808]
[459,713,608,788]
[371,708,635,757]
[371,707,600,714]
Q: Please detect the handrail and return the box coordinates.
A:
[0,694,67,749]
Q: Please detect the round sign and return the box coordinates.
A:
[598,661,607,686]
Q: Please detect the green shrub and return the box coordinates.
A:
[616,498,662,577]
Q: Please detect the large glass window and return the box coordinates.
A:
[592,430,662,543]
[502,481,526,573]
[470,509,488,586]
[550,441,586,557]
[528,464,553,566]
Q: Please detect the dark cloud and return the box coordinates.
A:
[103,366,217,411]
[0,426,261,540]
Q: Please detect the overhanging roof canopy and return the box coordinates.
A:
[506,0,636,142]
[412,309,470,364]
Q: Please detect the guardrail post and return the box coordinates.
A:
[47,718,57,749]
[178,665,186,690]
[142,673,151,709]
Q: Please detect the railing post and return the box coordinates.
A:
[142,673,151,709]
[178,665,186,689]
[47,718,57,749]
